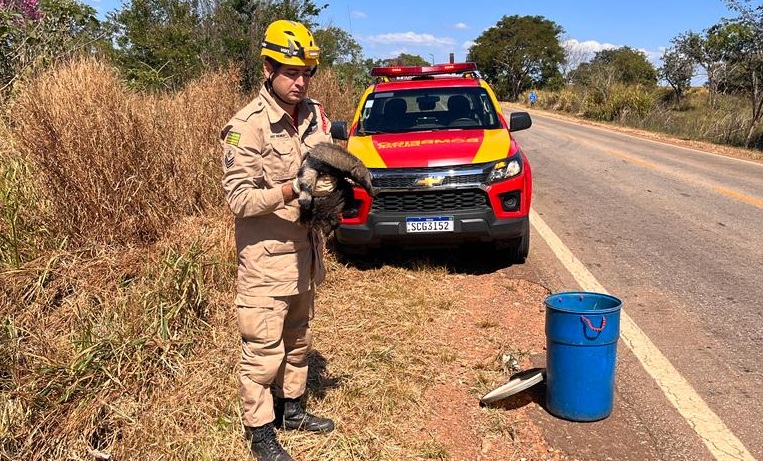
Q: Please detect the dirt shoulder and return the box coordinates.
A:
[316,247,563,460]
[422,272,554,461]
[415,264,681,461]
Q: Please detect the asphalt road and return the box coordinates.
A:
[507,108,763,461]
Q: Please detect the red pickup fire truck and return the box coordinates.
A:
[331,62,533,262]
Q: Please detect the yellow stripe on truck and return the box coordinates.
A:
[471,129,511,164]
[347,136,387,168]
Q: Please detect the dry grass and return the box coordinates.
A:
[0,214,240,461]
[3,59,362,251]
[309,66,361,124]
[0,211,482,460]
[0,121,52,268]
[306,257,461,459]
[7,57,244,246]
[521,86,763,155]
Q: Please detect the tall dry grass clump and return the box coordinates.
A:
[309,67,362,124]
[8,57,246,245]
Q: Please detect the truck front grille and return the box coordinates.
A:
[371,189,491,213]
[370,162,493,189]
[374,172,486,188]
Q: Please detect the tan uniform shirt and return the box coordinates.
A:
[220,86,332,306]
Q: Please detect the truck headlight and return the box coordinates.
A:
[487,154,522,183]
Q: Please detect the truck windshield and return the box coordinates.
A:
[356,87,502,134]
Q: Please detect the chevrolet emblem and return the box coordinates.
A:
[415,176,445,187]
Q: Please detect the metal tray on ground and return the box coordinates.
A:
[480,367,545,404]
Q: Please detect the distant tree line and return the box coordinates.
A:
[465,1,762,147]
[1,0,761,145]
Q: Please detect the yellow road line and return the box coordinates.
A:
[604,149,763,210]
[714,186,763,209]
[607,149,659,170]
[554,128,761,210]
[531,209,756,461]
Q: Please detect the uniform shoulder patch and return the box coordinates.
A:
[225,131,241,146]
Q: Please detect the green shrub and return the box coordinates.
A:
[581,84,655,121]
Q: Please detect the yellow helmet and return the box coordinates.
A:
[260,20,320,67]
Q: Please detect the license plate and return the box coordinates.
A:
[405,216,454,233]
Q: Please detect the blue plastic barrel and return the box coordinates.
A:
[544,292,622,421]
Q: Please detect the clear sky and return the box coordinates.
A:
[313,0,738,66]
[83,0,740,67]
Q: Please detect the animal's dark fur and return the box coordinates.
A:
[296,142,376,234]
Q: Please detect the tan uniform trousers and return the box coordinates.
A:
[237,290,313,427]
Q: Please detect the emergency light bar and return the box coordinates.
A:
[371,62,478,77]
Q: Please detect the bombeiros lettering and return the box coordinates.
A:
[376,137,480,149]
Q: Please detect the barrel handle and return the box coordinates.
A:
[580,315,606,332]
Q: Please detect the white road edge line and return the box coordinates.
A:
[530,208,756,461]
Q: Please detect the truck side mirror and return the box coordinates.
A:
[509,112,532,132]
[331,121,349,140]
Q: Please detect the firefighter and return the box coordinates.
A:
[219,19,337,461]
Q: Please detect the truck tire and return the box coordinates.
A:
[512,221,530,264]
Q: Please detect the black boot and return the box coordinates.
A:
[246,423,294,461]
[274,396,335,433]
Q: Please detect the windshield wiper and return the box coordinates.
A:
[356,129,386,135]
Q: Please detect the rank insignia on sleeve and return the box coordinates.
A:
[223,148,235,170]
[225,131,241,146]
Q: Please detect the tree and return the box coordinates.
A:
[202,0,327,92]
[660,45,694,104]
[1,0,102,97]
[313,26,361,67]
[672,28,731,108]
[569,46,657,108]
[107,0,203,90]
[467,15,565,101]
[107,0,327,91]
[2,0,45,93]
[587,46,657,87]
[569,59,620,102]
[378,53,430,67]
[722,0,763,147]
[312,25,368,92]
[560,37,594,84]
